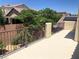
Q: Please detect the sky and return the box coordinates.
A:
[0,0,79,14]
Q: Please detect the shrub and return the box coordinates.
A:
[0,41,5,49]
[0,8,5,25]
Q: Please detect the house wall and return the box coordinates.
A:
[10,13,18,18]
[64,21,76,30]
[14,7,27,12]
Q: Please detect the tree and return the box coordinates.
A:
[0,40,5,50]
[38,8,56,19]
[38,8,61,24]
[12,10,39,44]
[16,8,61,26]
[15,8,61,44]
[0,8,5,25]
[16,10,36,26]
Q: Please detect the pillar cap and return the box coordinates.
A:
[46,22,52,25]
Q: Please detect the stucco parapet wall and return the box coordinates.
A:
[64,21,76,30]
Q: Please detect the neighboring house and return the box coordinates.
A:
[0,4,29,48]
[1,4,29,24]
[58,12,71,16]
[0,4,29,32]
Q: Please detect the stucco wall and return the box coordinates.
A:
[64,21,76,30]
[10,13,17,18]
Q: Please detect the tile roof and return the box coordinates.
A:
[2,4,29,8]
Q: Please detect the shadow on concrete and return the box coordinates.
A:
[53,27,63,33]
[71,44,79,59]
[65,30,75,40]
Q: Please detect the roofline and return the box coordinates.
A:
[6,8,20,16]
[1,4,30,9]
[65,16,77,17]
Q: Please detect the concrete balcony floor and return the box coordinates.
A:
[3,30,78,59]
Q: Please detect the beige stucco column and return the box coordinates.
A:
[74,10,79,42]
[8,18,12,24]
[74,17,79,42]
[45,22,52,38]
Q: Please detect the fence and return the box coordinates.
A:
[0,27,44,55]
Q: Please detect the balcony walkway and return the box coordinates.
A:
[3,30,78,59]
